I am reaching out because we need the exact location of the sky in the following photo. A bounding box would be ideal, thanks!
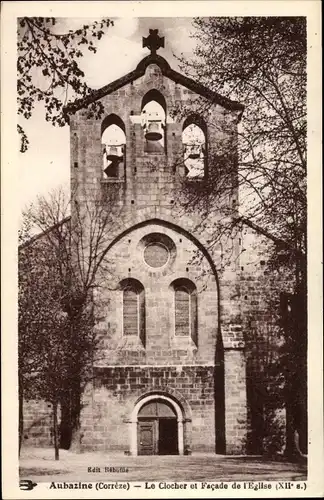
[18,17,197,210]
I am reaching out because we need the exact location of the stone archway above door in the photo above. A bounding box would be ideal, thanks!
[130,394,184,456]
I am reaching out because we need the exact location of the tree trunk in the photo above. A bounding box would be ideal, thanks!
[68,308,85,452]
[60,392,72,450]
[69,378,82,452]
[284,389,296,458]
[284,287,307,459]
[19,378,23,456]
[53,400,59,460]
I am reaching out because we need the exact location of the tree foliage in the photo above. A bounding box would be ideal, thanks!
[19,220,72,458]
[177,17,307,457]
[17,17,113,152]
[179,17,306,260]
[18,186,121,456]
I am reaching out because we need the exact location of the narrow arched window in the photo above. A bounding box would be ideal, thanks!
[123,286,138,336]
[182,116,207,179]
[101,114,126,179]
[175,286,190,336]
[141,89,166,153]
[120,278,145,346]
[172,278,198,344]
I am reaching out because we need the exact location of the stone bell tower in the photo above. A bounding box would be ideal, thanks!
[67,29,247,455]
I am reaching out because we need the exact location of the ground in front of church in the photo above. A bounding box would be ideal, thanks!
[19,447,307,483]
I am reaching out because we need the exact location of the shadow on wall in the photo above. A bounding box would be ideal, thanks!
[23,414,53,445]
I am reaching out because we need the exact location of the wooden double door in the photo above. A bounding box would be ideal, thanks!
[137,400,178,456]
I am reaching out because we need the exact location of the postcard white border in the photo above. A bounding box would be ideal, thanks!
[1,1,322,498]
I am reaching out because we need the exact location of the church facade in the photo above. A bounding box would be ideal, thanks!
[22,31,292,456]
[70,31,247,455]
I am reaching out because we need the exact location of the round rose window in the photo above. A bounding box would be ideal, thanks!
[144,242,170,268]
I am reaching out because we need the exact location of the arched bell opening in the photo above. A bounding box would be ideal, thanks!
[101,114,126,179]
[182,116,207,179]
[130,394,185,456]
[141,89,166,154]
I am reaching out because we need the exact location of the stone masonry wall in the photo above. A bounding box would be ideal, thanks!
[239,226,295,454]
[80,366,216,453]
[22,400,57,447]
[93,222,219,366]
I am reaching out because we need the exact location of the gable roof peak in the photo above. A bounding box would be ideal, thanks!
[64,40,244,117]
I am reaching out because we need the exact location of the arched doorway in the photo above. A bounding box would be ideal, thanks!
[138,400,177,455]
[130,394,184,456]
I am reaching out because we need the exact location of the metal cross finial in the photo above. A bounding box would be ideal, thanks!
[142,29,165,55]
